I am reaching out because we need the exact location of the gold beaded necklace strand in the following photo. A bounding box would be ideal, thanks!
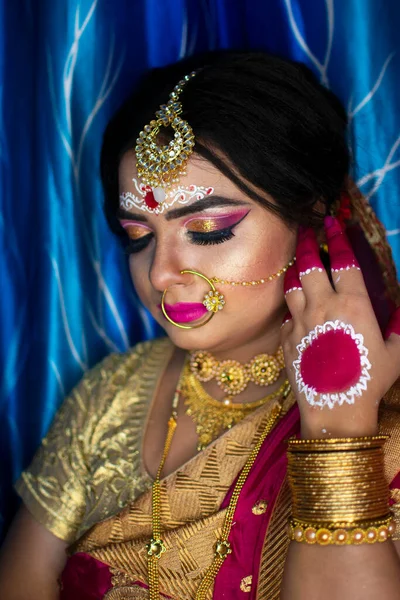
[146,382,289,599]
[146,390,179,596]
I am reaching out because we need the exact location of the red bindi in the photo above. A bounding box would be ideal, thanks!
[144,190,159,209]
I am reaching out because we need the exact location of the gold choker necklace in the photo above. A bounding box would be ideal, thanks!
[181,362,290,450]
[189,347,285,400]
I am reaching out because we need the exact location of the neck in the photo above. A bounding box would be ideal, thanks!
[207,308,286,364]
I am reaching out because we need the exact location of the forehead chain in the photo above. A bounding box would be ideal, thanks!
[135,71,197,193]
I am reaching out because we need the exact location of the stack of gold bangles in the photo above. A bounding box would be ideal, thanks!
[287,436,396,545]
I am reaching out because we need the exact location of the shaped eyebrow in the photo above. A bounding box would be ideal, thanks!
[164,196,249,220]
[116,196,249,222]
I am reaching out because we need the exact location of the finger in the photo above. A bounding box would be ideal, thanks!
[283,263,305,315]
[324,216,365,294]
[296,226,331,295]
[284,263,303,295]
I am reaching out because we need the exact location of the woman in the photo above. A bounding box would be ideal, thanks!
[0,51,399,600]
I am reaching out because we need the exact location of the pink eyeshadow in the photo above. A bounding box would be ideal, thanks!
[120,220,152,233]
[184,209,250,232]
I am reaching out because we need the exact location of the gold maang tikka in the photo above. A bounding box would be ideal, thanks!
[135,71,197,205]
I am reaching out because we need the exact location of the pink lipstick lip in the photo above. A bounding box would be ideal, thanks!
[157,302,208,324]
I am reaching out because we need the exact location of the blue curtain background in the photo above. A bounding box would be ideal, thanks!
[1,0,399,538]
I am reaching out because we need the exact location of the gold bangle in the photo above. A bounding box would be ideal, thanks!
[293,510,391,523]
[291,486,388,496]
[291,514,394,529]
[290,457,386,468]
[287,436,389,451]
[287,436,390,524]
[288,515,396,546]
[289,460,384,471]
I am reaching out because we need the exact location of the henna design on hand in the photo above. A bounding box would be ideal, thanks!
[293,320,371,409]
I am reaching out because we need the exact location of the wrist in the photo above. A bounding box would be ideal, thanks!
[299,404,379,439]
[301,421,379,439]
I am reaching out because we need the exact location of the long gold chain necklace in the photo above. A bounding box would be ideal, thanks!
[146,369,290,600]
[182,363,290,450]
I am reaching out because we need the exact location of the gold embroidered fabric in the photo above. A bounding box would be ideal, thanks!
[240,575,253,592]
[257,478,292,599]
[15,338,174,543]
[104,587,150,599]
[73,394,295,600]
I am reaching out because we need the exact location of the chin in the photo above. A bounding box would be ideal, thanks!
[159,320,236,353]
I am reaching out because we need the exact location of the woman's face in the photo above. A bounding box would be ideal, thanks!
[118,150,297,353]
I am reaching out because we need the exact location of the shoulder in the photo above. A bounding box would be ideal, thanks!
[15,337,173,543]
[39,335,173,454]
[70,336,173,414]
[82,336,172,388]
[38,337,174,450]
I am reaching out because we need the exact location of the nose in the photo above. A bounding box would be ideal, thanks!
[149,240,187,293]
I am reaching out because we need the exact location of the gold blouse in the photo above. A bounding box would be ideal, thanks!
[16,338,174,543]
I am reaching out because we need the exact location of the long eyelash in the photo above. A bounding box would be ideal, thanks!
[122,224,238,254]
[123,233,153,255]
[188,227,235,246]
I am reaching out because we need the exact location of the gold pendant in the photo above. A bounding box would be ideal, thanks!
[146,538,166,558]
[181,364,289,450]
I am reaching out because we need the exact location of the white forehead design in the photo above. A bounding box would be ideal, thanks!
[119,178,215,215]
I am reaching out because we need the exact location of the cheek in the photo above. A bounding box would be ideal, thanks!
[128,256,150,303]
[218,278,286,323]
[210,227,295,283]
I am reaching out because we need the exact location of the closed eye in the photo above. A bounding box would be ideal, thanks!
[123,232,154,254]
[187,227,235,245]
[186,211,249,246]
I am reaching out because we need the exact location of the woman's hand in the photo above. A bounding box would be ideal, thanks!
[281,216,400,439]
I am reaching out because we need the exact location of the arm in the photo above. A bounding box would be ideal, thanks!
[0,505,68,600]
[280,218,400,599]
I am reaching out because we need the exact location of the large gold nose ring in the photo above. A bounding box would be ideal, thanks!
[161,269,225,330]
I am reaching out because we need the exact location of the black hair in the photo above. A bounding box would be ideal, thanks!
[101,50,350,234]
